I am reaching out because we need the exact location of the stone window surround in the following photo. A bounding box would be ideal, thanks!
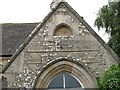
[34,59,97,88]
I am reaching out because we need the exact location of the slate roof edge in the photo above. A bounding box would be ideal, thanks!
[1,22,39,56]
[2,2,64,73]
[2,1,120,73]
[1,22,40,25]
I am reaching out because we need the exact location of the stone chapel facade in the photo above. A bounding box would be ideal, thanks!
[1,0,119,89]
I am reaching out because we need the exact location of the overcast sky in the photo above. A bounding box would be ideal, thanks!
[0,0,109,42]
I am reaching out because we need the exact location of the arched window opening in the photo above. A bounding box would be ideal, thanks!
[54,25,72,36]
[47,72,82,89]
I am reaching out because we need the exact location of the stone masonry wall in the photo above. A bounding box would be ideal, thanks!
[3,3,118,88]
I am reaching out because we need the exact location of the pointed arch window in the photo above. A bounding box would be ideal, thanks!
[47,72,82,89]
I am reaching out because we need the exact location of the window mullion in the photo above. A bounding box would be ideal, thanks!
[63,73,65,88]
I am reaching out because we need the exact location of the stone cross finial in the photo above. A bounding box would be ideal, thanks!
[50,0,65,9]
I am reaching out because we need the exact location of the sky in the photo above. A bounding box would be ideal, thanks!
[0,0,109,42]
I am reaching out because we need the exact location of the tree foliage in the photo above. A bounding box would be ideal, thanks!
[97,65,120,90]
[95,1,120,57]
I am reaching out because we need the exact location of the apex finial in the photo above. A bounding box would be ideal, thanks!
[50,0,65,9]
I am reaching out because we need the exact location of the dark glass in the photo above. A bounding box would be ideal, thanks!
[65,73,81,88]
[48,72,81,89]
[48,73,63,89]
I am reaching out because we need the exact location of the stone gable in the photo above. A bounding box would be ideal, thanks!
[2,2,119,89]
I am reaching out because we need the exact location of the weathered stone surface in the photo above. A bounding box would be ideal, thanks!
[2,2,119,89]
